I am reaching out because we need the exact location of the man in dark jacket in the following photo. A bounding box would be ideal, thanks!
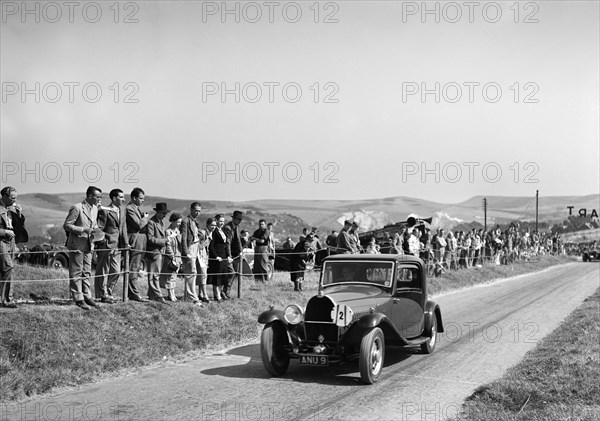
[290,232,316,291]
[222,210,243,299]
[125,187,149,302]
[0,186,27,309]
[95,188,128,303]
[145,203,169,302]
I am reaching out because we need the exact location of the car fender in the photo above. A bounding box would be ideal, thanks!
[257,309,286,325]
[424,301,444,333]
[357,312,387,329]
[354,313,404,342]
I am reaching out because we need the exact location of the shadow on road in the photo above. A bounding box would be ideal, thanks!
[202,344,414,386]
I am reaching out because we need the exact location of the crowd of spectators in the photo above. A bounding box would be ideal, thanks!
[315,221,567,277]
[0,183,575,310]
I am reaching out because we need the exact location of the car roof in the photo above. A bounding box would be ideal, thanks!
[322,254,424,265]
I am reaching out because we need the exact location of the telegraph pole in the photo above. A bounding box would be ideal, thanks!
[535,190,539,233]
[482,197,488,231]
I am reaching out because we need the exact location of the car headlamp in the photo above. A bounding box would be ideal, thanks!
[284,304,304,325]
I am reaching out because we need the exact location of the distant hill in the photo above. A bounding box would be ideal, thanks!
[16,192,599,243]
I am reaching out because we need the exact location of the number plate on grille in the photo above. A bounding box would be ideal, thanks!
[299,355,329,366]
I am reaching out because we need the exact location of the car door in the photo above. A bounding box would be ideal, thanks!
[390,264,425,338]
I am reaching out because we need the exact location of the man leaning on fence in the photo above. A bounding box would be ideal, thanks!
[64,186,102,310]
[94,188,128,304]
[0,186,28,309]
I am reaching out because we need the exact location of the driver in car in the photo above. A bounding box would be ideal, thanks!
[338,266,357,282]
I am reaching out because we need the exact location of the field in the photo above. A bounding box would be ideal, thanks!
[0,255,576,402]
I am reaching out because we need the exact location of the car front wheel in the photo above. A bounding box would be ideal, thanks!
[421,313,438,354]
[359,327,384,384]
[260,322,290,377]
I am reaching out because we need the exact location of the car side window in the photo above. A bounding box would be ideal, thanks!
[395,267,420,291]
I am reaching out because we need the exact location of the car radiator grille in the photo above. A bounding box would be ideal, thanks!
[304,295,338,345]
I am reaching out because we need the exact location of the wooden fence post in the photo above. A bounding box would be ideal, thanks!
[237,257,242,299]
[123,248,129,302]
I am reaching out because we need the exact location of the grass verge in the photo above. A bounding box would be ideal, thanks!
[454,287,599,421]
[0,255,577,402]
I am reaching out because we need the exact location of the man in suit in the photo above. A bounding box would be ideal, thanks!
[222,210,243,299]
[0,186,27,309]
[64,186,102,310]
[94,188,128,303]
[125,187,149,302]
[180,202,204,305]
[146,203,169,303]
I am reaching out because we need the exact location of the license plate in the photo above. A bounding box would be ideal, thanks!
[299,355,329,366]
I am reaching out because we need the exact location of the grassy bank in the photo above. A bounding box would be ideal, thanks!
[428,255,576,296]
[455,288,600,421]
[0,255,576,402]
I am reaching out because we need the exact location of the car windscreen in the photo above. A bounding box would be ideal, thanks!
[321,260,395,288]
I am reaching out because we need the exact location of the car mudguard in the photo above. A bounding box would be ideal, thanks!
[257,309,286,325]
[424,301,444,333]
[354,313,405,343]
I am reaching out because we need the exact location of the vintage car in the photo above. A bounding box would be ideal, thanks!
[581,247,600,262]
[257,254,444,384]
[16,243,70,269]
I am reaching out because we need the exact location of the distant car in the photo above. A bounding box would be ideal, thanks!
[17,243,70,269]
[582,248,600,262]
[241,248,274,281]
[273,247,331,271]
[257,254,444,384]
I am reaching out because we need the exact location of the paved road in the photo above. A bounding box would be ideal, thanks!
[3,262,598,421]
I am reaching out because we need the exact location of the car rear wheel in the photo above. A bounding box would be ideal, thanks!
[50,254,68,270]
[421,313,438,354]
[260,322,290,376]
[359,327,384,384]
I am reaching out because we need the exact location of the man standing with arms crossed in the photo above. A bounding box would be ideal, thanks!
[64,186,102,310]
[0,186,27,309]
[95,189,128,303]
[126,187,149,302]
[222,210,243,300]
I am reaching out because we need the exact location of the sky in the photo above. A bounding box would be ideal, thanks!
[1,0,599,203]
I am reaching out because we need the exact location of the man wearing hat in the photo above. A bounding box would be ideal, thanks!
[350,221,362,254]
[222,210,243,299]
[290,231,316,291]
[336,220,355,254]
[64,186,102,310]
[145,203,170,303]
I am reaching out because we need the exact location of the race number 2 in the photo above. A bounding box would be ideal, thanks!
[330,304,353,327]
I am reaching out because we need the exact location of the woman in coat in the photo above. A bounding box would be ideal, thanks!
[208,214,232,302]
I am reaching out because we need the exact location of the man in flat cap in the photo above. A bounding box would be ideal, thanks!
[350,221,363,254]
[336,220,355,254]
